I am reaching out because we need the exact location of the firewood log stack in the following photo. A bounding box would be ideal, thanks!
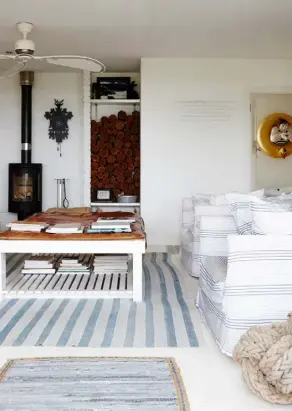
[91,110,140,199]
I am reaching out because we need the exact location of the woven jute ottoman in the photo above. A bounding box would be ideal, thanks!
[233,313,292,404]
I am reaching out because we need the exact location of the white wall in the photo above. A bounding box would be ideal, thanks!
[0,75,20,224]
[141,58,292,246]
[0,72,83,223]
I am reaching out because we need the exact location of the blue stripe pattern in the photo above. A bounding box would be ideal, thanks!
[0,299,36,344]
[13,299,54,346]
[124,302,137,347]
[78,299,104,346]
[0,253,199,348]
[0,299,18,321]
[36,299,70,346]
[143,261,154,346]
[57,300,87,346]
[151,254,177,346]
[101,299,120,347]
[162,253,199,346]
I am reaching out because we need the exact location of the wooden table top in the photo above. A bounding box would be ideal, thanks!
[0,211,145,241]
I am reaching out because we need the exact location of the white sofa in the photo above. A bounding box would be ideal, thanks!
[197,214,292,356]
[181,196,292,356]
[181,197,231,277]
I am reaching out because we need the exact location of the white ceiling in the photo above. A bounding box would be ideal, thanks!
[0,0,292,72]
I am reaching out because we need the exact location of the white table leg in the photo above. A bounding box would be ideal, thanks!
[132,253,143,302]
[0,253,6,300]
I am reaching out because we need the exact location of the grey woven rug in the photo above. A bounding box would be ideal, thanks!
[0,357,190,410]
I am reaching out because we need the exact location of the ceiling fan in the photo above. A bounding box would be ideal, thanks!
[0,22,106,78]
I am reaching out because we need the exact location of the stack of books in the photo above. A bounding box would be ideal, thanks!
[88,217,135,234]
[56,254,93,274]
[46,223,84,234]
[22,254,56,274]
[7,222,49,232]
[93,254,129,274]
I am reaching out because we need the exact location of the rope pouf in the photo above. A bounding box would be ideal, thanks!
[233,313,292,404]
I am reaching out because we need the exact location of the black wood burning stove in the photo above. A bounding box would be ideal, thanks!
[8,71,42,221]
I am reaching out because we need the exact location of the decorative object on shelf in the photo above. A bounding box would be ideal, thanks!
[45,99,73,157]
[127,81,139,99]
[257,113,292,159]
[91,110,140,201]
[94,188,115,202]
[233,312,292,405]
[117,194,137,203]
[91,77,139,100]
[94,77,130,99]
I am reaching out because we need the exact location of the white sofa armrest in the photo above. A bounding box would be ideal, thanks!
[224,235,292,320]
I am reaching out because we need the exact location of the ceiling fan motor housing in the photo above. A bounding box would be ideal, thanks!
[15,38,35,55]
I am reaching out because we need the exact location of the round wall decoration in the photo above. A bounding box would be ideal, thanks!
[257,112,292,158]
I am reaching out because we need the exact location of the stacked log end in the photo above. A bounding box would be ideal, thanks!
[91,110,140,199]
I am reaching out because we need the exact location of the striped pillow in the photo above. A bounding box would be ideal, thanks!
[251,201,292,234]
[182,197,195,229]
[192,194,212,208]
[226,193,265,234]
[226,193,292,235]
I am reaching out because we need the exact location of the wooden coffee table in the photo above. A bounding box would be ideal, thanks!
[0,211,146,302]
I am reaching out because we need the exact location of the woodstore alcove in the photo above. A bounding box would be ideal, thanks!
[90,72,140,207]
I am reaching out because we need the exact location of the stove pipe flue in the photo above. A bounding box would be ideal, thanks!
[20,71,34,164]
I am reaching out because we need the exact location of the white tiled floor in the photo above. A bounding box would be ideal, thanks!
[0,255,283,410]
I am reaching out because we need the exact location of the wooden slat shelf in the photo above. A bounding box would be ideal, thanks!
[90,99,140,105]
[4,254,133,299]
[91,202,140,207]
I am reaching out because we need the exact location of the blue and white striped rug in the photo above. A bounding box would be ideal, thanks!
[0,253,199,347]
[0,357,190,410]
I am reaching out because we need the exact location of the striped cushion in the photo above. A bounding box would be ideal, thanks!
[192,194,212,207]
[181,198,231,278]
[193,206,231,277]
[226,193,292,235]
[181,198,198,277]
[182,197,195,230]
[251,201,292,234]
[200,215,237,257]
[181,227,199,277]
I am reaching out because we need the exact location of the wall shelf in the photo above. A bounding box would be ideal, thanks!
[84,71,141,207]
[91,202,140,207]
[90,99,140,105]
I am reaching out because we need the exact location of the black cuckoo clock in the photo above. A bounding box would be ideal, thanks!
[44,99,73,156]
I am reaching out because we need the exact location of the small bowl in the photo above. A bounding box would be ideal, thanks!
[117,195,137,203]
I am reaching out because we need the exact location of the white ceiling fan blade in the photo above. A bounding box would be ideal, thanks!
[0,61,27,79]
[0,54,16,60]
[36,55,105,72]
